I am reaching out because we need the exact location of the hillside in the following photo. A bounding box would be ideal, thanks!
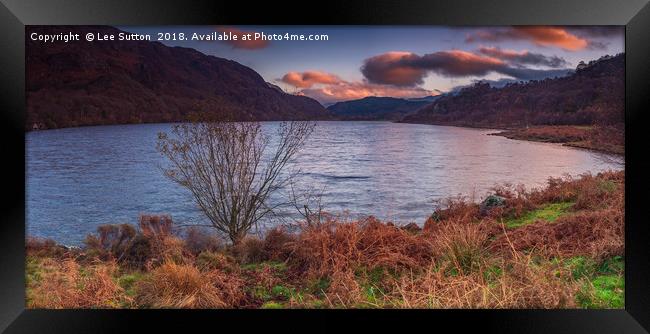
[401,54,624,129]
[327,96,438,121]
[26,26,331,130]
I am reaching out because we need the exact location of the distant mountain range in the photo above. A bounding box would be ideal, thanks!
[327,96,439,121]
[26,26,331,130]
[401,54,624,128]
[26,26,624,132]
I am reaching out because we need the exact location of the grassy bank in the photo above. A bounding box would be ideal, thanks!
[490,125,624,155]
[26,171,624,309]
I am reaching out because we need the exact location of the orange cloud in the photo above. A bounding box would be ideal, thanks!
[217,27,269,50]
[466,27,589,51]
[278,69,437,104]
[514,27,588,51]
[280,71,342,88]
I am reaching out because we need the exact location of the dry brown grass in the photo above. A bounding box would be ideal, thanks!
[27,258,128,309]
[391,252,578,309]
[430,221,492,275]
[135,262,246,308]
[262,227,296,261]
[492,208,623,261]
[492,171,624,260]
[289,217,434,279]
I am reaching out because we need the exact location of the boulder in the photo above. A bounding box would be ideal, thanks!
[479,195,506,216]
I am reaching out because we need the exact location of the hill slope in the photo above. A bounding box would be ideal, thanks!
[327,96,438,121]
[401,54,624,128]
[27,26,331,130]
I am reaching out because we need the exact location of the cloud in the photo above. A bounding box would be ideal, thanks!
[280,71,342,88]
[567,26,624,38]
[217,27,269,50]
[359,52,429,86]
[466,27,589,51]
[496,67,572,81]
[362,50,506,86]
[300,82,435,104]
[360,50,569,86]
[278,69,436,104]
[477,47,569,68]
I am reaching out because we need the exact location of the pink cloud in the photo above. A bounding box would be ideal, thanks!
[278,69,437,104]
[466,27,589,51]
[280,71,342,88]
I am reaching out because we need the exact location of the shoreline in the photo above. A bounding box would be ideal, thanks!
[487,126,624,156]
[26,171,625,309]
[400,121,624,156]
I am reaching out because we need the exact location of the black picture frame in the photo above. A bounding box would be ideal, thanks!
[1,0,649,332]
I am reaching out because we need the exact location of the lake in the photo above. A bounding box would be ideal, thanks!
[26,122,623,245]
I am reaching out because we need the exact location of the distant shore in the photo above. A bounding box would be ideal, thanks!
[398,120,624,156]
[487,125,624,156]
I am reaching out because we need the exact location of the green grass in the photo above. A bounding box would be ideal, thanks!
[117,272,146,298]
[261,301,285,309]
[241,261,287,272]
[307,277,331,297]
[271,285,293,300]
[577,275,624,308]
[505,202,574,228]
[26,256,43,286]
[564,256,625,309]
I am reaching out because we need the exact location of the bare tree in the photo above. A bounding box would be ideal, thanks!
[157,120,315,244]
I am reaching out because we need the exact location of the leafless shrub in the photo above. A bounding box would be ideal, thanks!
[157,120,315,244]
[84,224,136,260]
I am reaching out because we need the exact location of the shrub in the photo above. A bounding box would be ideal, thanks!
[26,237,69,258]
[233,237,265,264]
[184,226,223,255]
[195,251,237,273]
[116,234,152,269]
[84,224,136,260]
[139,214,173,238]
[262,227,295,261]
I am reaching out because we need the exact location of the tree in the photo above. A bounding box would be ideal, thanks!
[157,119,315,244]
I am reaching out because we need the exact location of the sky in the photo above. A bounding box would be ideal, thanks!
[121,26,624,104]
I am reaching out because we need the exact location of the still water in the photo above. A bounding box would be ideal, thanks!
[26,122,622,245]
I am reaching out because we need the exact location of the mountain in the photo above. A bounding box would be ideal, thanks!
[327,96,439,121]
[26,26,331,130]
[401,54,624,128]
